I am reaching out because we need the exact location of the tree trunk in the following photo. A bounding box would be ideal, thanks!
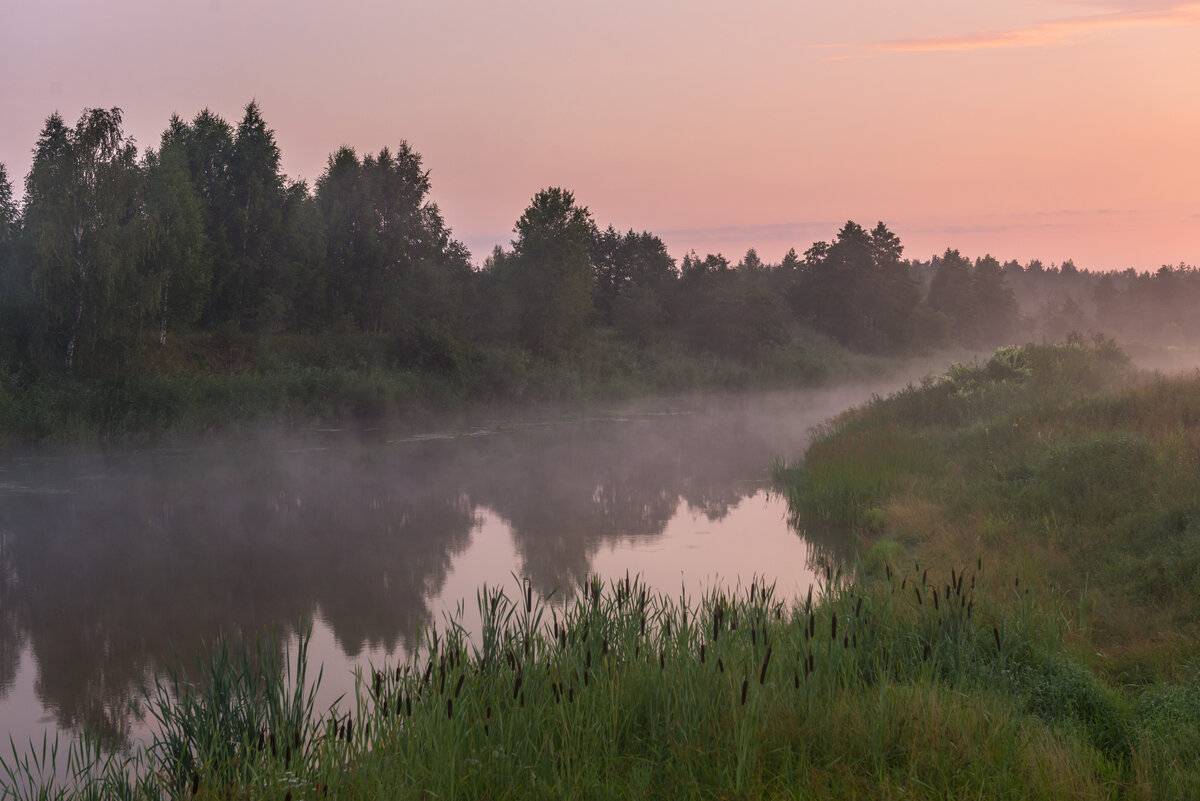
[160,278,170,347]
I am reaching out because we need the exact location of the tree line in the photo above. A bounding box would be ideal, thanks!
[0,103,1194,381]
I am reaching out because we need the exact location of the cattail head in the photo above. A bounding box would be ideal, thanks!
[741,677,749,706]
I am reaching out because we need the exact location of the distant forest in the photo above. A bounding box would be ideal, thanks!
[0,103,1197,380]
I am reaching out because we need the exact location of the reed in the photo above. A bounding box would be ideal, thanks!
[4,565,1189,799]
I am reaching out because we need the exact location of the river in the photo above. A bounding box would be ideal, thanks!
[0,381,905,750]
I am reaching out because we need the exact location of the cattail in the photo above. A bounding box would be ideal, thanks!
[406,694,412,717]
[760,646,773,684]
[741,677,749,706]
[967,600,973,619]
[718,658,725,673]
[885,564,892,580]
[513,672,523,700]
[922,569,927,586]
[993,625,1001,651]
[1015,575,1020,588]
[751,628,757,646]
[901,577,907,590]
[751,582,757,603]
[852,633,857,649]
[933,589,939,611]
[455,674,465,698]
[660,650,665,671]
[855,597,863,619]
[665,617,672,638]
[191,770,200,796]
[831,613,838,640]
[602,637,609,657]
[700,643,706,663]
[586,649,592,670]
[922,642,931,662]
[373,671,383,698]
[552,682,561,703]
[915,586,923,606]
[794,671,800,688]
[843,634,849,649]
[951,569,957,591]
[808,652,814,673]
[569,686,575,703]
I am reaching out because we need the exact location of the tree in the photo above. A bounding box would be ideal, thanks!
[224,100,287,330]
[314,142,470,343]
[792,221,918,351]
[141,137,211,346]
[0,164,15,247]
[971,255,1019,345]
[507,188,597,356]
[171,109,236,330]
[925,249,976,344]
[24,108,141,372]
[0,162,32,365]
[591,226,676,324]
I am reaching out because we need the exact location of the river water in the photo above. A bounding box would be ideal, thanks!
[0,382,900,750]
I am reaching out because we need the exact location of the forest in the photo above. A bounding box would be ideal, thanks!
[0,103,1197,422]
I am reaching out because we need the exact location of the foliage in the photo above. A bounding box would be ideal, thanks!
[6,570,1184,799]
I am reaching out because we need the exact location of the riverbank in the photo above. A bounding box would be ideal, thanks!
[0,329,898,447]
[775,336,1200,797]
[0,570,1149,801]
[7,339,1200,799]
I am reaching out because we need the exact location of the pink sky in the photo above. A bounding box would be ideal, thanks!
[1,0,1197,270]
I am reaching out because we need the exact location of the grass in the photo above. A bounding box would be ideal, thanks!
[771,336,1200,796]
[7,563,1196,799]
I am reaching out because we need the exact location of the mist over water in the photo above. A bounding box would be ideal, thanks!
[0,379,920,748]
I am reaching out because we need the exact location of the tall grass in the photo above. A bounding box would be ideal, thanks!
[6,565,1183,799]
[771,337,1200,796]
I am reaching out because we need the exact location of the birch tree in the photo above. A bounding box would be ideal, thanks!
[24,108,140,372]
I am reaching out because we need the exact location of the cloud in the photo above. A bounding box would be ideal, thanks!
[845,2,1200,57]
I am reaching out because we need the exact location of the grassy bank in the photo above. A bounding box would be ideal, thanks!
[0,329,887,446]
[4,568,1175,800]
[774,336,1200,795]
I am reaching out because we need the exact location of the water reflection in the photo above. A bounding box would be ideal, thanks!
[0,388,869,745]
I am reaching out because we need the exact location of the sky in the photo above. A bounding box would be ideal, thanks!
[1,0,1197,270]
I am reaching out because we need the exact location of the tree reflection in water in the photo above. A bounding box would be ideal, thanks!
[0,387,873,744]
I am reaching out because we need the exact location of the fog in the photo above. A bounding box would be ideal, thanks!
[0,371,948,747]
